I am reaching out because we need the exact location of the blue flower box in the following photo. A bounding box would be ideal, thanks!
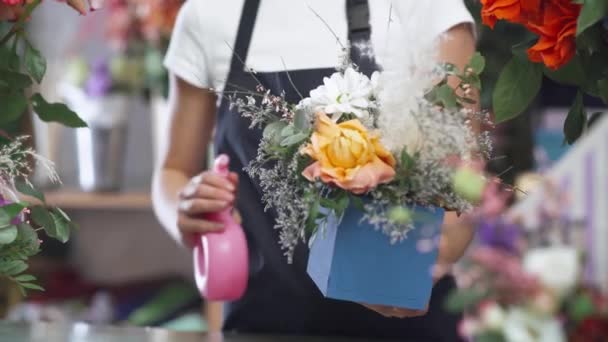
[307,204,445,310]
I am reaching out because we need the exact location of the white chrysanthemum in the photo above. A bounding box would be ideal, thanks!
[299,67,375,122]
[523,246,580,296]
[502,308,565,342]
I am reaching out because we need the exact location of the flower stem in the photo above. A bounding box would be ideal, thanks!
[0,0,42,47]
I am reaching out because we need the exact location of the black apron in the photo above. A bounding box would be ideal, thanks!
[213,1,463,340]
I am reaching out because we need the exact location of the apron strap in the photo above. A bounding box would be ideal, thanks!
[346,0,376,71]
[229,0,262,74]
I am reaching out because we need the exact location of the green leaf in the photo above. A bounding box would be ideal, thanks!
[293,109,311,132]
[567,293,596,322]
[0,43,20,71]
[436,84,459,109]
[20,282,44,291]
[23,39,46,83]
[0,92,28,125]
[543,55,586,86]
[14,274,36,282]
[467,52,486,75]
[0,225,18,244]
[350,195,365,211]
[0,260,28,276]
[0,69,32,89]
[49,209,71,243]
[16,223,41,257]
[476,331,506,342]
[492,57,542,123]
[0,203,26,222]
[576,0,608,36]
[598,79,608,104]
[30,206,56,238]
[444,288,487,313]
[280,125,295,137]
[16,181,45,203]
[400,149,415,171]
[511,37,537,61]
[564,92,587,144]
[30,93,87,128]
[263,121,288,145]
[280,132,308,147]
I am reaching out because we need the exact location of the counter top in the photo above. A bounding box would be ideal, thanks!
[0,321,391,342]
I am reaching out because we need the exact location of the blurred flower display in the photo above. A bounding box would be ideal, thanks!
[103,0,182,97]
[447,179,608,341]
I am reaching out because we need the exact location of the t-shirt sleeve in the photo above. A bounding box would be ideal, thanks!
[428,0,475,39]
[163,0,211,89]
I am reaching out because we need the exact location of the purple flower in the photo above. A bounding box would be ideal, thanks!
[85,59,112,97]
[477,219,521,254]
[0,193,24,225]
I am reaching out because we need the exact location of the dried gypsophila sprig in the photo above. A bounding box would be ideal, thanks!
[0,135,60,201]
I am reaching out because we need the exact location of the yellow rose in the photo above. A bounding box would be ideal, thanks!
[302,112,396,194]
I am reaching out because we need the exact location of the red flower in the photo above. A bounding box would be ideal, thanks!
[570,316,608,342]
[480,0,541,28]
[526,0,581,70]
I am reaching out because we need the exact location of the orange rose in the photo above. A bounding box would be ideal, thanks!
[480,0,541,28]
[301,112,396,194]
[526,0,581,70]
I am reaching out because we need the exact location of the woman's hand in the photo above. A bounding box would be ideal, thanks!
[177,170,239,247]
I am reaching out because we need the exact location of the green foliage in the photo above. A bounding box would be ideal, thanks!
[31,93,87,128]
[16,181,46,203]
[567,292,596,322]
[445,287,488,313]
[23,39,46,83]
[492,57,542,123]
[476,331,506,342]
[0,92,28,125]
[576,0,608,36]
[564,92,587,145]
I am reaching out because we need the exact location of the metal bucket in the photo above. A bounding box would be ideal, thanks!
[68,94,131,192]
[75,123,128,192]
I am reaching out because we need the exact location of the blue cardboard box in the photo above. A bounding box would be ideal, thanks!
[307,204,445,310]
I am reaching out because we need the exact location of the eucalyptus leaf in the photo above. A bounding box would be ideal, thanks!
[444,288,487,313]
[493,57,542,123]
[24,39,46,83]
[0,225,18,244]
[564,92,587,144]
[16,181,45,203]
[0,92,28,125]
[476,331,505,342]
[31,93,87,128]
[280,125,295,137]
[293,109,311,132]
[263,121,287,141]
[0,44,20,71]
[350,196,365,211]
[576,0,608,36]
[280,132,308,147]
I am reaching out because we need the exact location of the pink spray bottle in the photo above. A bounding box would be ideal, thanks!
[193,154,249,300]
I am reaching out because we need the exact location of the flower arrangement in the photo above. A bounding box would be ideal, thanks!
[104,0,183,97]
[229,32,493,262]
[0,0,89,295]
[479,0,608,144]
[447,180,608,341]
[63,55,146,98]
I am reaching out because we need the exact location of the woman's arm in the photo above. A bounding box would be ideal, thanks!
[152,74,237,247]
[436,22,478,269]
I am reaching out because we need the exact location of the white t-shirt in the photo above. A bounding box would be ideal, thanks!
[164,0,474,92]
